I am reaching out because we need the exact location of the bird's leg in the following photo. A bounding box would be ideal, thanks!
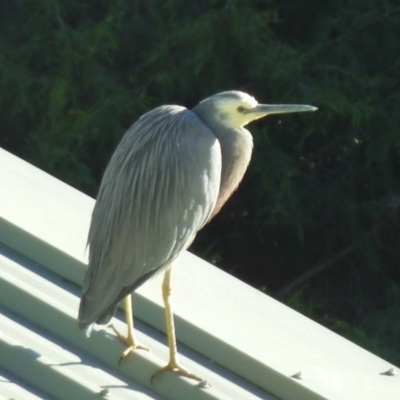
[151,267,205,384]
[108,294,149,362]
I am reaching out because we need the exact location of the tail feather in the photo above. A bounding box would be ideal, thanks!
[78,295,119,330]
[78,264,165,332]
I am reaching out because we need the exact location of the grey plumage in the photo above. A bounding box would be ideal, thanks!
[79,106,221,329]
[78,90,317,334]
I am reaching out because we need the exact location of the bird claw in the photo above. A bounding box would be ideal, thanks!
[118,343,150,364]
[151,360,210,387]
[108,323,150,363]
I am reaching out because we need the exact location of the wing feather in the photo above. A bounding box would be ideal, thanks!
[79,106,221,327]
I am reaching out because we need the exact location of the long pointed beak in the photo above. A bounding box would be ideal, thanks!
[246,104,318,116]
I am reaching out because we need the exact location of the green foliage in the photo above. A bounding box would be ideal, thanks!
[1,0,400,364]
[359,284,400,366]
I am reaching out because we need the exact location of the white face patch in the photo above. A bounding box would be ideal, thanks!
[243,95,258,109]
[215,93,260,128]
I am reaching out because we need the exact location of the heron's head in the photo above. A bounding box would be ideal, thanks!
[195,91,317,129]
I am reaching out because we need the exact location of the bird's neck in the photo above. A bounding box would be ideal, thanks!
[192,104,253,216]
[212,127,253,216]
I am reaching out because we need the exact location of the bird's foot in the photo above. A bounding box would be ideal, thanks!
[108,324,150,363]
[151,360,210,387]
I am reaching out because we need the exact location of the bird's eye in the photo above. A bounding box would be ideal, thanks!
[237,106,246,113]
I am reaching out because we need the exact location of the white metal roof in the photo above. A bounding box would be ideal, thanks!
[0,146,399,400]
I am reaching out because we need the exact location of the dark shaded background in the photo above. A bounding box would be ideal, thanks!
[1,0,400,365]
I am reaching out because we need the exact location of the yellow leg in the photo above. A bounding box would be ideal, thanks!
[151,267,207,385]
[108,294,149,362]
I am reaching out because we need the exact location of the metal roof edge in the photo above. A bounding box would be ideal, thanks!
[0,147,399,400]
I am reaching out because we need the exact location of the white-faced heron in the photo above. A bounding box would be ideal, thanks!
[78,91,317,383]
